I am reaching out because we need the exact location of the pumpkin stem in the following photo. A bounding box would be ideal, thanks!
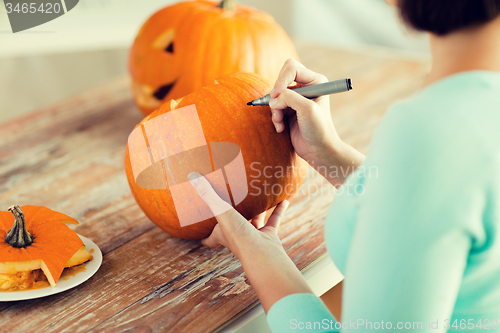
[5,205,34,248]
[217,0,234,10]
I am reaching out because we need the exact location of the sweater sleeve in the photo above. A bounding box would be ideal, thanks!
[267,293,339,333]
[338,104,487,332]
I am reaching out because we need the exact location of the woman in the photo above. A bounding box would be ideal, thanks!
[188,0,500,331]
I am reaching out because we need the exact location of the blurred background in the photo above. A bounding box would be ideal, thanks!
[0,0,430,124]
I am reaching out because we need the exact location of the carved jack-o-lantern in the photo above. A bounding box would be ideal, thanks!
[129,0,299,115]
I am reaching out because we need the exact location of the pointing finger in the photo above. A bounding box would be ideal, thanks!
[188,172,232,217]
[189,172,255,236]
[264,200,289,232]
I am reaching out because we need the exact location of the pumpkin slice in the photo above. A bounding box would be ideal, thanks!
[0,205,91,288]
[65,246,92,267]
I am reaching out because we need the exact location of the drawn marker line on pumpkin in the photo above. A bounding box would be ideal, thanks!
[127,104,248,227]
[161,140,176,185]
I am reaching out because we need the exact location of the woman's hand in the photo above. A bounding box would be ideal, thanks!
[187,171,288,258]
[270,59,337,163]
[270,59,365,186]
[188,171,314,313]
[201,203,286,254]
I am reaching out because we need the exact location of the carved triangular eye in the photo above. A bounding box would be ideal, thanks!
[165,42,174,53]
[152,28,175,51]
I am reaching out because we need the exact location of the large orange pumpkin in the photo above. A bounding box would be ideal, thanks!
[129,0,299,116]
[125,72,307,239]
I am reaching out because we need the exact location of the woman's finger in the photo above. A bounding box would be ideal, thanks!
[201,235,217,248]
[271,108,285,133]
[271,59,328,98]
[201,231,223,249]
[264,200,290,232]
[270,89,315,113]
[189,172,254,235]
[188,171,233,216]
[271,109,285,123]
[269,90,317,134]
[251,211,266,229]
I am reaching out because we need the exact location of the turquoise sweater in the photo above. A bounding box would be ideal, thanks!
[267,71,500,332]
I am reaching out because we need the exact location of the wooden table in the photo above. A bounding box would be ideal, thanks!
[0,42,430,332]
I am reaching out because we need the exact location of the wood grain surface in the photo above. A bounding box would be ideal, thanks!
[0,42,430,332]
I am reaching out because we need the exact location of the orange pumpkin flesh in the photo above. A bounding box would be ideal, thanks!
[129,0,299,116]
[0,205,92,289]
[125,72,307,240]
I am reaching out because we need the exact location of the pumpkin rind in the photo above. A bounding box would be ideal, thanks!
[125,72,307,239]
[129,0,299,115]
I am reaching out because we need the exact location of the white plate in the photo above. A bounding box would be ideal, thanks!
[0,234,102,302]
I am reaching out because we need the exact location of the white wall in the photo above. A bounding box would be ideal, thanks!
[291,0,429,54]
